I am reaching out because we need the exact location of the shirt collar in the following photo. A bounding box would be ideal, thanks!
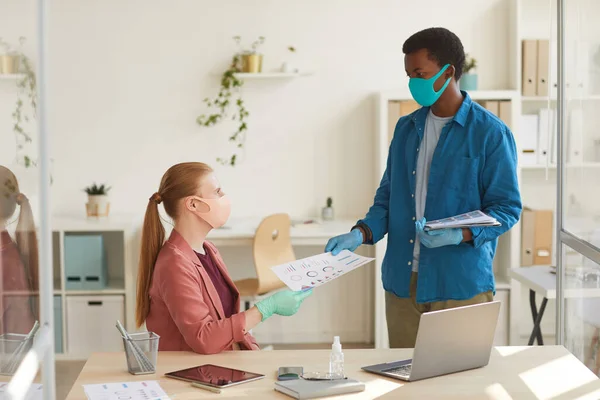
[411,90,471,128]
[452,90,471,127]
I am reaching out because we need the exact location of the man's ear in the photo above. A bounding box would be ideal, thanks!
[446,65,455,80]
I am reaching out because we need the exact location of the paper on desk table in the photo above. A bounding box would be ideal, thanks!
[0,383,43,400]
[271,250,375,291]
[83,381,169,400]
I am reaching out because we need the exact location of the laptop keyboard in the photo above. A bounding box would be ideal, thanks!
[383,363,412,378]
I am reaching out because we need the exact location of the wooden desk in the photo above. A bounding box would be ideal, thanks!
[66,347,600,399]
[207,219,357,247]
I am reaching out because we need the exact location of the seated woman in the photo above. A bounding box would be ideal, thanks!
[136,162,312,354]
[0,165,39,335]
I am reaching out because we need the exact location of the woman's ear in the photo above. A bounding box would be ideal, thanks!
[183,197,196,213]
[187,197,210,213]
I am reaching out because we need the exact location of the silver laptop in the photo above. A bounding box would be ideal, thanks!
[362,301,501,382]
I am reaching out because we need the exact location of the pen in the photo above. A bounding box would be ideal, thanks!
[191,382,222,394]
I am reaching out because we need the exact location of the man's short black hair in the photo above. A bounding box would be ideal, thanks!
[402,27,466,81]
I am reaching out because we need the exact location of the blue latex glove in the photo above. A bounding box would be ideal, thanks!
[324,229,363,256]
[415,218,463,248]
[255,289,313,321]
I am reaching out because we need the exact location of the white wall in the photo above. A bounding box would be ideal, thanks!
[0,0,512,221]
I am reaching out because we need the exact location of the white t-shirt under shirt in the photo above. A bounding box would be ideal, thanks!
[412,110,454,272]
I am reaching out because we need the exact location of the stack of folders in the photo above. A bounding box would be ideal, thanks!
[423,210,500,231]
[518,108,583,167]
[274,378,365,399]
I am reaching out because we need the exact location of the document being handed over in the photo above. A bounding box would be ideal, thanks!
[271,250,375,291]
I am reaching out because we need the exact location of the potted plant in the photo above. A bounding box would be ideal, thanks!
[84,183,111,218]
[197,36,260,167]
[322,197,335,221]
[0,38,20,75]
[235,36,265,73]
[459,54,478,91]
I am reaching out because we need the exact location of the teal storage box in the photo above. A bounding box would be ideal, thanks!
[64,234,107,290]
[54,296,63,353]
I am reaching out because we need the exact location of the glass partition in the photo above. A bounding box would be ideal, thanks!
[559,0,600,377]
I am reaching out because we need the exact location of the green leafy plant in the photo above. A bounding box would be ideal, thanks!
[463,53,477,74]
[83,183,111,196]
[326,197,333,208]
[197,36,268,166]
[3,37,37,168]
[234,35,265,55]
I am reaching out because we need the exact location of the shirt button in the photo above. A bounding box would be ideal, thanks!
[410,239,414,243]
[408,261,412,266]
[412,217,416,221]
[411,194,414,198]
[417,148,419,151]
[412,170,416,175]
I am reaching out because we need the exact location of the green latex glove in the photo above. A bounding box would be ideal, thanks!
[255,289,313,321]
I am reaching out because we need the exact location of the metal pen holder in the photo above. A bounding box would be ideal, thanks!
[122,331,160,375]
[0,333,34,376]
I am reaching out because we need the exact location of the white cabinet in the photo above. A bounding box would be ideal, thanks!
[66,295,125,356]
[494,289,510,346]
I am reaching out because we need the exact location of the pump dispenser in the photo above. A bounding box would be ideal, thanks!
[329,336,344,378]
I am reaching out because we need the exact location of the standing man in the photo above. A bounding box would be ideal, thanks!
[325,27,522,348]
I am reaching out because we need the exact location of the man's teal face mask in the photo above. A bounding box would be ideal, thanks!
[408,64,451,107]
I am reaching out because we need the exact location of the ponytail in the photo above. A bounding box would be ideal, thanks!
[15,194,39,319]
[135,195,165,327]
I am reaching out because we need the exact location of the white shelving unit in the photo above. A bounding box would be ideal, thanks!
[0,74,24,80]
[50,216,140,360]
[522,162,600,170]
[511,0,600,346]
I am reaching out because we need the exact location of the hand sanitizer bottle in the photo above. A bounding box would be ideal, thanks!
[329,336,344,378]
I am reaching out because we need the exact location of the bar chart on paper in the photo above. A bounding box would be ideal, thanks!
[271,250,375,291]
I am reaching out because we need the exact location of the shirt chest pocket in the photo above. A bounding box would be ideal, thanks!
[445,156,480,195]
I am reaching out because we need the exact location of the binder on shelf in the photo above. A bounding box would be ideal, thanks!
[521,208,553,266]
[536,39,550,97]
[568,108,584,164]
[481,100,499,116]
[576,41,590,95]
[518,114,539,166]
[549,109,558,164]
[522,40,538,96]
[498,101,512,129]
[549,40,558,98]
[399,100,419,117]
[537,108,552,165]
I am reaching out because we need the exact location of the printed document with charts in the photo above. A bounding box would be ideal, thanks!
[424,210,500,231]
[271,250,374,291]
[83,381,169,400]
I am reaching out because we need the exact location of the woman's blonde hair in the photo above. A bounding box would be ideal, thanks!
[135,162,213,327]
[0,166,39,318]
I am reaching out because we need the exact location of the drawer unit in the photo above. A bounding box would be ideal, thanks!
[66,295,124,355]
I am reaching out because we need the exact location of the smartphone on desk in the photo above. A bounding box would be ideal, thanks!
[277,366,303,381]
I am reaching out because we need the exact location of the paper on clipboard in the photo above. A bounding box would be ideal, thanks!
[271,250,374,291]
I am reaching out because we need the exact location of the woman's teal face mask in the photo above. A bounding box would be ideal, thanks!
[408,64,451,107]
